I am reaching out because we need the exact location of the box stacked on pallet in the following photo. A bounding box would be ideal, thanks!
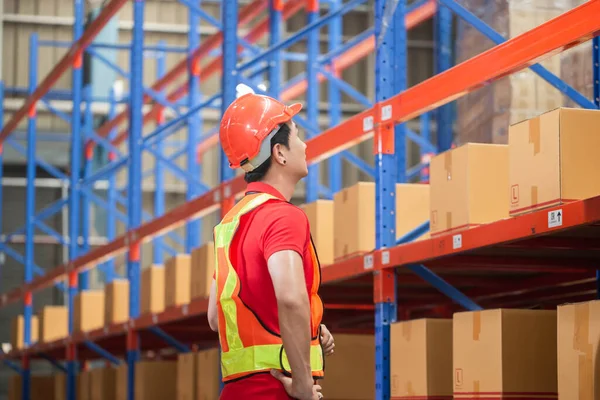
[390,319,453,400]
[557,300,600,400]
[455,0,571,145]
[301,200,334,266]
[10,314,39,349]
[74,291,105,333]
[166,254,192,308]
[142,265,166,315]
[453,309,558,400]
[8,375,55,400]
[136,361,177,399]
[560,0,595,108]
[90,366,118,400]
[37,306,68,344]
[104,279,130,325]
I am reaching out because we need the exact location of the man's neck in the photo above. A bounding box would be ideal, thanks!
[261,175,296,202]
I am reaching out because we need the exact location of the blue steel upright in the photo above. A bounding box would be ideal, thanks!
[187,1,202,252]
[106,87,117,283]
[268,0,282,97]
[328,0,342,195]
[68,3,85,397]
[435,3,453,151]
[80,86,94,291]
[127,2,145,399]
[154,44,166,265]
[305,0,320,203]
[220,0,238,184]
[23,32,39,400]
[374,0,404,397]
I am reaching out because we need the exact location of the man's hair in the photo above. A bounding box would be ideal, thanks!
[244,123,292,183]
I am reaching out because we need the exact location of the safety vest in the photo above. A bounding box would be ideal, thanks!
[214,192,325,382]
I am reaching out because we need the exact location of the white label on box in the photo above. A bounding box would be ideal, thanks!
[363,116,374,132]
[381,251,390,265]
[452,234,463,250]
[381,105,392,121]
[548,209,563,228]
[363,254,374,270]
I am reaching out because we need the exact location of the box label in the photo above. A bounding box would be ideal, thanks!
[452,234,463,250]
[548,209,563,228]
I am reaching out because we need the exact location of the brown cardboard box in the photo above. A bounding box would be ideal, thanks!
[115,364,128,400]
[390,319,452,399]
[9,375,55,400]
[191,243,215,300]
[74,290,105,333]
[320,334,375,400]
[54,372,83,400]
[177,351,198,400]
[90,367,117,400]
[38,306,68,343]
[196,348,220,400]
[11,314,39,349]
[166,254,192,308]
[430,143,509,236]
[105,279,129,325]
[508,108,600,216]
[142,265,165,315]
[334,183,430,261]
[453,309,557,399]
[301,200,334,266]
[79,370,92,400]
[557,300,600,400]
[135,361,177,400]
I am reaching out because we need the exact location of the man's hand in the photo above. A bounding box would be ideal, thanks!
[320,324,335,356]
[271,370,323,400]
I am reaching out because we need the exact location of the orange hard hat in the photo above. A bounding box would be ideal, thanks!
[219,93,302,171]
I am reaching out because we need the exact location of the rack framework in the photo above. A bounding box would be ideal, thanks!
[0,0,599,399]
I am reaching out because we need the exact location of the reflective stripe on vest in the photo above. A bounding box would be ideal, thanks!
[214,192,325,382]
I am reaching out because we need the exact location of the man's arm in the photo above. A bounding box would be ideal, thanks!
[207,279,218,332]
[268,250,314,397]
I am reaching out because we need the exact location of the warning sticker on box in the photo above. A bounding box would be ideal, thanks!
[548,209,563,228]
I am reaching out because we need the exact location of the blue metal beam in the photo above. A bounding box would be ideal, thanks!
[396,221,429,244]
[6,138,69,181]
[220,0,238,184]
[439,0,596,110]
[39,353,68,373]
[84,341,122,365]
[148,327,191,353]
[407,264,483,311]
[306,1,320,203]
[327,0,343,195]
[237,0,368,73]
[318,67,373,108]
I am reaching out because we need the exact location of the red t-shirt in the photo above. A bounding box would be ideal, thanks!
[219,182,315,400]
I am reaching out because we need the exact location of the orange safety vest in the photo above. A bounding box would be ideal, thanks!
[214,192,325,382]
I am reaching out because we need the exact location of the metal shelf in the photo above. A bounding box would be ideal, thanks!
[0,0,599,399]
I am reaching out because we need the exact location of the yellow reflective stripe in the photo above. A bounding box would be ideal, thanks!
[221,344,323,378]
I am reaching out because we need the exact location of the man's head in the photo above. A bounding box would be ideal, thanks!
[219,93,308,184]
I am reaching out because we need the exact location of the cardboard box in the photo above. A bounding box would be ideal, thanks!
[430,143,509,236]
[74,290,105,333]
[453,309,557,399]
[38,306,68,343]
[8,375,55,400]
[196,348,220,400]
[177,351,197,400]
[54,372,82,400]
[166,254,192,307]
[301,200,334,266]
[191,243,215,300]
[333,183,430,261]
[115,364,128,400]
[558,300,600,400]
[135,361,177,400]
[79,370,92,400]
[508,108,600,216]
[90,367,117,400]
[11,314,39,349]
[105,279,129,325]
[142,265,165,315]
[320,334,375,400]
[391,319,452,399]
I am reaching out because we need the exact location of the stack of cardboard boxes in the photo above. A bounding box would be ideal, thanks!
[455,0,570,145]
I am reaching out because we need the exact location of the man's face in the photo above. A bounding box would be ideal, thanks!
[283,121,308,179]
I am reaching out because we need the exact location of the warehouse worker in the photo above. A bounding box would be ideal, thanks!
[207,91,335,400]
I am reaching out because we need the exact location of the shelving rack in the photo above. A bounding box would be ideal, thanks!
[0,0,599,399]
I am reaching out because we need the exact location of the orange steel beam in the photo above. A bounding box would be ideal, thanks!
[92,0,269,142]
[0,0,129,144]
[1,1,599,307]
[196,0,437,156]
[105,0,306,147]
